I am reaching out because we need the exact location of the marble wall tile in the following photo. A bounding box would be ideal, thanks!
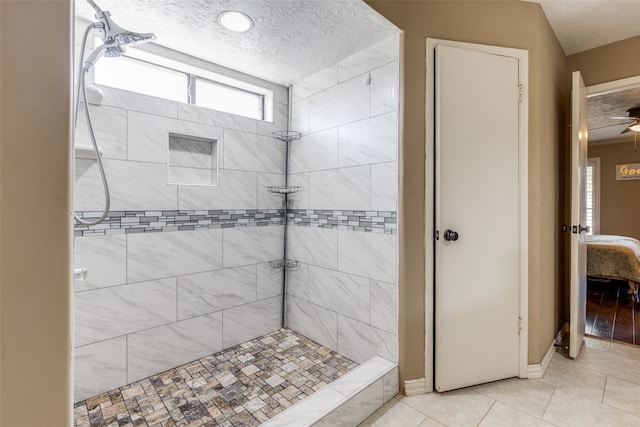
[167,166,213,186]
[75,105,127,160]
[370,280,397,334]
[128,111,223,164]
[286,173,310,209]
[257,101,289,137]
[128,312,223,383]
[371,162,398,212]
[383,367,399,402]
[309,166,370,211]
[177,103,258,133]
[168,136,214,168]
[308,77,369,133]
[223,226,283,268]
[222,297,281,348]
[73,234,126,292]
[338,230,396,283]
[337,315,396,364]
[370,62,399,116]
[314,379,384,427]
[291,98,309,135]
[286,262,309,300]
[287,296,338,351]
[74,337,127,402]
[100,86,178,118]
[178,169,257,210]
[292,65,338,102]
[338,112,397,167]
[257,262,283,300]
[289,128,338,174]
[223,129,285,174]
[337,35,400,83]
[75,159,178,211]
[177,265,257,320]
[127,228,223,282]
[74,278,177,346]
[308,266,370,323]
[258,173,286,210]
[330,356,395,396]
[287,226,338,270]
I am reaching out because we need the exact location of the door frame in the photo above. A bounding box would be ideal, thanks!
[424,38,529,390]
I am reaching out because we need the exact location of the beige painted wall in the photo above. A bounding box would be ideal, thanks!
[588,142,640,240]
[366,0,567,385]
[0,1,72,426]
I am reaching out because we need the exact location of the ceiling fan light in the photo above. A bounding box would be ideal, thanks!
[629,122,640,132]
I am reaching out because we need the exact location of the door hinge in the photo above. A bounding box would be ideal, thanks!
[518,85,524,102]
[518,316,523,336]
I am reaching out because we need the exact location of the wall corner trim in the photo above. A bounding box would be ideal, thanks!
[403,378,428,396]
[526,339,556,379]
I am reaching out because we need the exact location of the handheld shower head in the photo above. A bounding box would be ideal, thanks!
[82,0,156,71]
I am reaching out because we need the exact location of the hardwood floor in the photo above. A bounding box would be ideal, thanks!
[587,278,640,345]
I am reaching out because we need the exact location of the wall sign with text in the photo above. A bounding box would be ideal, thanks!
[616,163,640,180]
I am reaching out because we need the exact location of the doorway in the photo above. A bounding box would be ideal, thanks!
[425,39,529,392]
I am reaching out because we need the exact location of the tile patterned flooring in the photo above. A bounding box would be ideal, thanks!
[360,336,640,427]
[587,278,640,344]
[74,329,357,427]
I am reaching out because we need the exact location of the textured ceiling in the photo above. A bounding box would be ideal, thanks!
[76,0,398,86]
[526,0,640,55]
[588,87,640,144]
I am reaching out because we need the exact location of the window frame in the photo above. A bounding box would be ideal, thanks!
[586,157,601,235]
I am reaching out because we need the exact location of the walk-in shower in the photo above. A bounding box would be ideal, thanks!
[74,0,155,226]
[72,1,400,425]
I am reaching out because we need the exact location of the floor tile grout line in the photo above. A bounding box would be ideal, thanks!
[540,385,557,422]
[475,400,496,426]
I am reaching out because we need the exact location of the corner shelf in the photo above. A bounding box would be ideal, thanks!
[267,185,300,195]
[270,259,299,269]
[272,130,302,142]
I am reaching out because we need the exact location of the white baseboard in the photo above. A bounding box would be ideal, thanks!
[527,339,556,379]
[403,378,427,396]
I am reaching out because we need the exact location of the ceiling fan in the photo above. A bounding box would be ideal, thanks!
[610,106,640,133]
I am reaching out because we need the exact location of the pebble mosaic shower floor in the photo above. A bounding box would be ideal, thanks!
[73,329,357,427]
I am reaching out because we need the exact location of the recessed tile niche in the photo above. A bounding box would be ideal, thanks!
[167,133,218,186]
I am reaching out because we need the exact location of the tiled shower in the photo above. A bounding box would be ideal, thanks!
[73,24,400,424]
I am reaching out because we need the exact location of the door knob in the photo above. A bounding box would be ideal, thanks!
[444,229,459,241]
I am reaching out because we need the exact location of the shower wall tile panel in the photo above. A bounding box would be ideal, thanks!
[289,128,338,174]
[309,165,371,211]
[308,266,370,324]
[287,225,338,270]
[288,34,399,363]
[222,297,282,348]
[74,278,177,347]
[74,69,288,401]
[287,296,338,351]
[223,129,285,174]
[177,265,257,320]
[222,226,283,268]
[127,228,223,282]
[73,234,126,291]
[127,312,224,383]
[74,337,127,402]
[75,104,128,160]
[337,315,396,364]
[337,230,397,284]
[257,262,284,300]
[337,112,397,167]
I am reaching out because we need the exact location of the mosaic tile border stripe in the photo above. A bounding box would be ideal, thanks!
[74,209,398,237]
[287,209,397,234]
[74,209,284,237]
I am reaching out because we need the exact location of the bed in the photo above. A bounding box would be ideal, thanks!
[587,234,640,301]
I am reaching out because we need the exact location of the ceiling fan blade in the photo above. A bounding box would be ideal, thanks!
[610,116,634,120]
[621,127,632,134]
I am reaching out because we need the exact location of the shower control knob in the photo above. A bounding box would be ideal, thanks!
[444,229,459,241]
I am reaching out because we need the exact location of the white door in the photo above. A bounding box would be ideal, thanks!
[435,44,521,392]
[569,71,588,359]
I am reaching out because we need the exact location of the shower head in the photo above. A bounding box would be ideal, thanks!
[82,0,156,71]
